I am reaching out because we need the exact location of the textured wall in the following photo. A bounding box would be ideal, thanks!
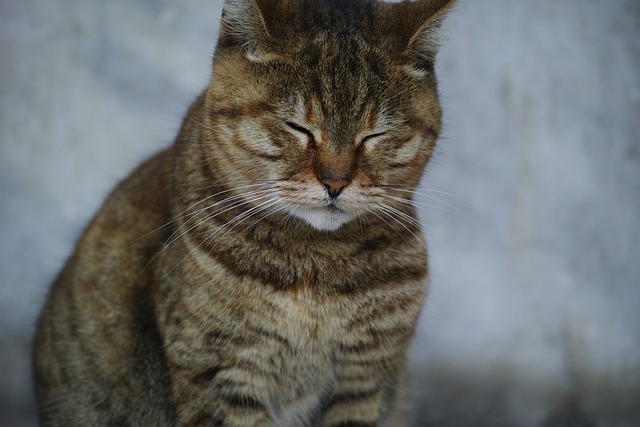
[1,1,638,426]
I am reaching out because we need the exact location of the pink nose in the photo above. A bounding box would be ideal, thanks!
[320,177,351,198]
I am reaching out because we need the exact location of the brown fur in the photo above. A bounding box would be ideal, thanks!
[33,0,455,425]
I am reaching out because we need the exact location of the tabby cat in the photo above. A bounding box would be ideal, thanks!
[33,0,455,425]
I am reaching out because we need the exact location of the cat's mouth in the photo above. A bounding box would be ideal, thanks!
[314,202,348,216]
[290,203,355,231]
[326,203,343,213]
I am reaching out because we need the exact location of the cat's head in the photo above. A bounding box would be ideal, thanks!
[202,0,454,231]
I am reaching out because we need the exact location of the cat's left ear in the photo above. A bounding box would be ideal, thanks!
[384,0,457,76]
[218,0,281,61]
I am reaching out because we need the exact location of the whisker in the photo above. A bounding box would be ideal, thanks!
[381,187,464,214]
[130,192,275,285]
[384,185,475,206]
[212,198,281,240]
[185,115,221,132]
[379,204,423,230]
[242,202,292,235]
[170,191,274,245]
[382,194,461,216]
[421,188,476,206]
[182,188,276,223]
[173,198,281,276]
[376,204,426,249]
[369,209,408,245]
[269,203,296,232]
[133,184,275,242]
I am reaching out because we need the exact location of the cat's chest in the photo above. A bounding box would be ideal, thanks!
[266,287,349,420]
[272,285,347,347]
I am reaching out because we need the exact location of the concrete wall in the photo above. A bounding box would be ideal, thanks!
[1,1,638,426]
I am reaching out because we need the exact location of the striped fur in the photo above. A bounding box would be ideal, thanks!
[33,0,455,425]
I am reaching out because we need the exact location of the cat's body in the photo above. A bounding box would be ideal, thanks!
[33,0,455,425]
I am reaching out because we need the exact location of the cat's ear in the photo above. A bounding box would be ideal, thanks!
[218,0,280,61]
[385,0,456,76]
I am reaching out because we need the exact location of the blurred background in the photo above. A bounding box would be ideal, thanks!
[1,0,638,426]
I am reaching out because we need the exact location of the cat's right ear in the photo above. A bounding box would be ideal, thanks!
[382,0,457,77]
[218,0,279,62]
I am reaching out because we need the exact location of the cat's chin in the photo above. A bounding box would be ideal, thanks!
[292,207,355,231]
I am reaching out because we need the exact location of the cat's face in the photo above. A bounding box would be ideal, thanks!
[202,0,452,231]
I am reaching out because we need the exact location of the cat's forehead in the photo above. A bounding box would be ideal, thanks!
[257,0,406,64]
[290,46,392,129]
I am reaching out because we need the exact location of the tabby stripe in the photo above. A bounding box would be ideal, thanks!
[252,324,293,350]
[211,101,273,120]
[388,161,411,169]
[340,358,385,368]
[199,143,225,187]
[215,378,249,390]
[262,121,286,147]
[334,367,379,380]
[189,366,222,385]
[339,349,401,367]
[202,240,293,287]
[204,327,235,343]
[335,264,426,295]
[339,340,373,354]
[327,387,380,407]
[422,127,439,140]
[232,133,283,161]
[215,131,253,174]
[220,392,266,410]
[405,116,438,140]
[187,360,276,387]
[370,325,414,340]
[200,237,424,295]
[212,107,244,120]
[345,300,421,332]
[349,297,419,331]
[338,336,405,357]
[202,327,251,347]
[232,359,276,379]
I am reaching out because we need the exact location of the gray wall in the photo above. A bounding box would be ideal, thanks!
[1,1,638,426]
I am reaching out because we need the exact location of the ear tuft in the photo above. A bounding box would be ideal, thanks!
[219,0,277,62]
[385,0,456,76]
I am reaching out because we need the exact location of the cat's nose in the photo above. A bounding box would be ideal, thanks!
[319,175,351,198]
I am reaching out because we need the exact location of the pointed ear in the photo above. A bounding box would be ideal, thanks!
[218,0,280,61]
[384,0,456,75]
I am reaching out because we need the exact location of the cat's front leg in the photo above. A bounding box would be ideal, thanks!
[167,361,275,427]
[320,347,411,427]
[321,386,386,427]
[159,302,276,426]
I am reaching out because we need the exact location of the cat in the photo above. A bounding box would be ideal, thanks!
[33,0,455,425]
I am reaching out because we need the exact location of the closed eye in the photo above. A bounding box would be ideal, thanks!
[285,122,316,148]
[359,132,387,148]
